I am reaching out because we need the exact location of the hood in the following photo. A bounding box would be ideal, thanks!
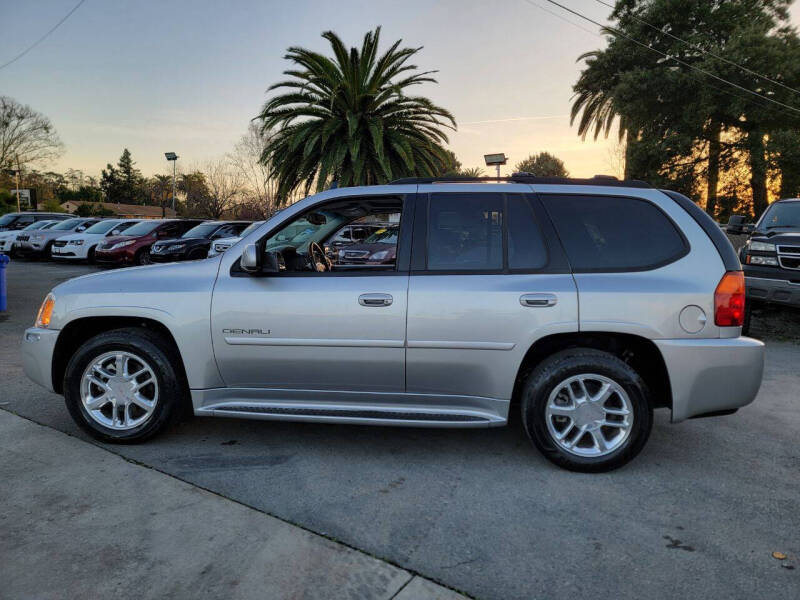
[55,233,89,242]
[99,234,138,247]
[152,237,208,247]
[749,231,800,244]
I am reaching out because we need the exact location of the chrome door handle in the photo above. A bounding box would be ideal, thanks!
[359,293,393,307]
[520,293,557,307]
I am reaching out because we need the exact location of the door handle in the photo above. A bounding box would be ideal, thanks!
[359,293,393,307]
[520,293,557,307]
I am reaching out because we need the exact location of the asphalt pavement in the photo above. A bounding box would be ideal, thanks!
[1,259,798,600]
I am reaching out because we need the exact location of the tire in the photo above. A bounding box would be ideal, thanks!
[742,298,755,336]
[521,348,653,473]
[42,241,54,261]
[187,248,207,260]
[63,327,187,443]
[135,248,152,265]
[86,246,96,265]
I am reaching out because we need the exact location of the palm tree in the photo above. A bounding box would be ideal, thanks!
[571,49,636,178]
[256,28,456,198]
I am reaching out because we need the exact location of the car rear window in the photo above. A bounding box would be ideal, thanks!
[541,194,688,272]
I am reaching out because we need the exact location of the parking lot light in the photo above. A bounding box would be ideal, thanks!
[165,152,179,213]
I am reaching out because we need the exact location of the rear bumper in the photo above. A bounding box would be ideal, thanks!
[22,328,59,393]
[745,273,800,307]
[655,337,764,423]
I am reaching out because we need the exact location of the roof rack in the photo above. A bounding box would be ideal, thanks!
[389,173,652,188]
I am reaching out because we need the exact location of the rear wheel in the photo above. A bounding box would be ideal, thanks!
[135,248,152,265]
[63,328,186,443]
[521,348,653,472]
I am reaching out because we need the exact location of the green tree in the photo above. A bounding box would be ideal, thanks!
[514,152,569,177]
[257,27,456,198]
[101,149,145,203]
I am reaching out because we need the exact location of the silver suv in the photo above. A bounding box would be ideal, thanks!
[22,176,765,471]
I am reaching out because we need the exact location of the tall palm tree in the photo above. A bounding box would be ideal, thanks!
[256,28,456,198]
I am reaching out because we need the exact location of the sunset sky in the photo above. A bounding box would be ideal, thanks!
[3,0,800,179]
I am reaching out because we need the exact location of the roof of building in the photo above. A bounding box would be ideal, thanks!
[60,201,176,218]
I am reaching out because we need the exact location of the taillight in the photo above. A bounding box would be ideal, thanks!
[714,271,745,327]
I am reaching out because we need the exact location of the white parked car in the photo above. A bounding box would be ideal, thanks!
[207,220,265,257]
[0,220,61,256]
[51,219,140,263]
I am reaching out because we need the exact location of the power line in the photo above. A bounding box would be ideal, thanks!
[593,0,800,99]
[532,0,800,116]
[0,0,87,71]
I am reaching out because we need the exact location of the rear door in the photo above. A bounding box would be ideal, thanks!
[405,185,578,409]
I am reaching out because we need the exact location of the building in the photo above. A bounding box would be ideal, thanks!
[59,201,176,219]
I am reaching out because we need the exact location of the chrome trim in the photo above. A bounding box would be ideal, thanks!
[224,336,405,348]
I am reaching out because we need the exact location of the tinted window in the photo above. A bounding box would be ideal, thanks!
[182,223,219,238]
[85,220,124,234]
[542,195,687,271]
[123,221,162,236]
[507,196,547,270]
[428,193,503,271]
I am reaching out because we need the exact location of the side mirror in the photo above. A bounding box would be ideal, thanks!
[240,244,261,273]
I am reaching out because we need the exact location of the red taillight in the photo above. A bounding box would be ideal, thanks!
[714,271,745,327]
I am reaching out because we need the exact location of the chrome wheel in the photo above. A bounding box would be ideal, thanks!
[545,373,633,457]
[80,351,159,430]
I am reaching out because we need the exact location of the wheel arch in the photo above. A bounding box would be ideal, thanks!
[512,332,672,412]
[51,316,189,395]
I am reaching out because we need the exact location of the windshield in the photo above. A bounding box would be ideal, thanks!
[364,227,399,244]
[0,214,19,226]
[239,221,264,237]
[759,202,800,229]
[122,220,162,236]
[84,220,124,234]
[182,223,219,239]
[22,221,51,231]
[52,218,85,231]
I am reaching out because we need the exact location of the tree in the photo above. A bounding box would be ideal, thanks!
[0,96,64,171]
[514,152,569,177]
[256,27,456,199]
[198,159,242,219]
[229,123,283,218]
[460,167,485,177]
[101,149,145,203]
[178,171,211,217]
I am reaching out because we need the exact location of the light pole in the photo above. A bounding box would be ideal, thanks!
[165,152,179,213]
[484,153,507,181]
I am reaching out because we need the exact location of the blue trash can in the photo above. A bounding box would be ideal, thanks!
[0,253,9,313]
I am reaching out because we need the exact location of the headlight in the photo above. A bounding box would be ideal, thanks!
[35,293,55,328]
[169,243,186,251]
[32,234,43,241]
[749,241,775,252]
[370,250,389,260]
[69,240,84,246]
[110,240,135,250]
[748,255,779,266]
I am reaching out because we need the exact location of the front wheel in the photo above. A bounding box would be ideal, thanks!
[63,328,186,443]
[135,248,152,265]
[521,349,653,472]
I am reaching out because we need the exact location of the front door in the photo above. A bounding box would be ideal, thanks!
[211,194,410,393]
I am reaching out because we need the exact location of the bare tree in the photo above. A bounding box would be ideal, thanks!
[0,96,64,171]
[199,158,243,219]
[229,122,281,219]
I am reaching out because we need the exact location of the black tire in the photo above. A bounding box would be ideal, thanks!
[521,348,653,473]
[42,241,54,261]
[86,246,96,265]
[135,248,152,265]
[63,327,187,443]
[187,248,207,260]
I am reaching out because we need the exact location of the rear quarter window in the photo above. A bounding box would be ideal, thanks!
[541,194,688,272]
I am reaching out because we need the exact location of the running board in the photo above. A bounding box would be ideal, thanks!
[198,403,499,428]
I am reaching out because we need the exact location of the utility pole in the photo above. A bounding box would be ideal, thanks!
[165,152,179,215]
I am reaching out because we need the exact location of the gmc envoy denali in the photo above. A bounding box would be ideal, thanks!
[22,176,765,471]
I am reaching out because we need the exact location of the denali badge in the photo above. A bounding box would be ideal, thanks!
[222,328,271,335]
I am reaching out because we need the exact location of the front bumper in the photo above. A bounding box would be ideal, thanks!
[655,337,764,423]
[22,327,60,393]
[51,244,87,259]
[744,267,800,307]
[150,251,187,263]
[94,247,133,264]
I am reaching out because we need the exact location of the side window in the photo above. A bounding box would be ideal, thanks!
[507,196,547,270]
[427,193,503,271]
[541,194,688,272]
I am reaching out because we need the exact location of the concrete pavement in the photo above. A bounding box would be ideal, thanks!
[0,410,467,600]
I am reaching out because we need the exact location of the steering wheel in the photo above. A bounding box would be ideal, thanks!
[308,242,331,272]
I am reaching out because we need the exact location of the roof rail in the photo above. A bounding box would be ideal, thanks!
[389,174,651,188]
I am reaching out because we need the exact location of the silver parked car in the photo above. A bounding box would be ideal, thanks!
[22,176,764,471]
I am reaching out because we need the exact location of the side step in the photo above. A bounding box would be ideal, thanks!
[201,404,499,428]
